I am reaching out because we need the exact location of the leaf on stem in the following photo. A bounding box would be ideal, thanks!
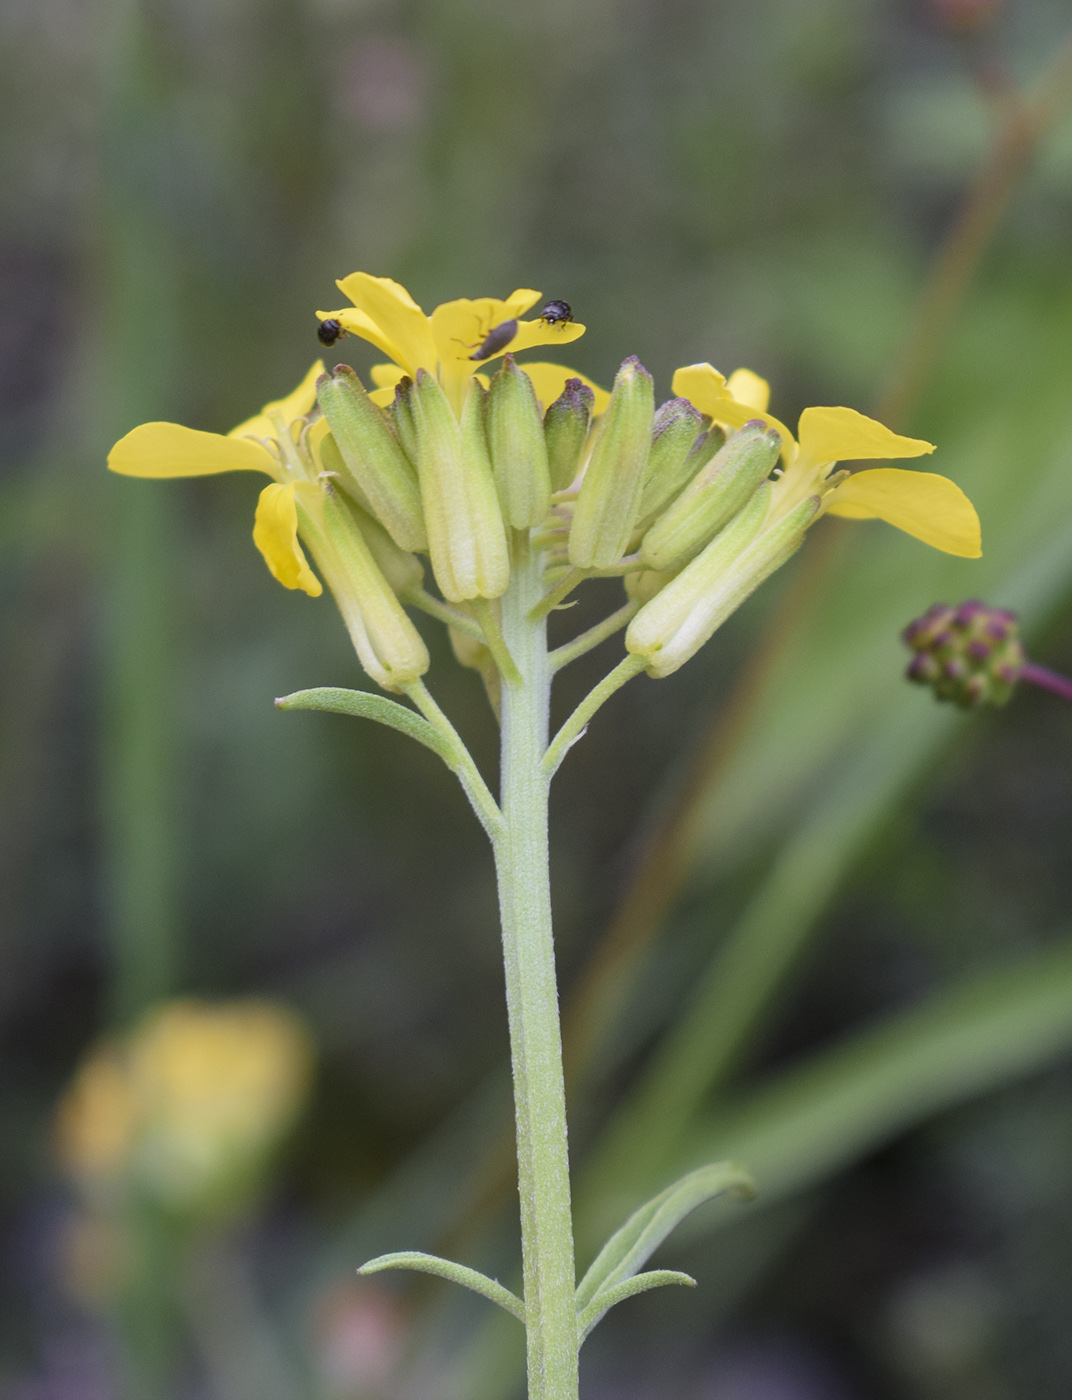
[359,1251,526,1324]
[577,1269,696,1342]
[275,687,453,763]
[574,1160,754,1313]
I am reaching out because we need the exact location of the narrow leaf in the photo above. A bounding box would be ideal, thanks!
[575,1161,754,1311]
[578,1269,696,1342]
[359,1251,525,1323]
[275,687,453,763]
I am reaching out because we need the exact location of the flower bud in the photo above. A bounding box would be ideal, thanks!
[316,366,427,553]
[569,356,654,569]
[902,600,1024,707]
[544,378,594,492]
[627,488,817,678]
[410,370,509,602]
[636,399,707,524]
[295,483,429,692]
[624,566,680,607]
[640,421,780,573]
[449,606,502,720]
[350,500,425,597]
[389,377,420,463]
[486,355,552,528]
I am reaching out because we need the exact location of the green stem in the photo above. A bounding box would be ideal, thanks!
[403,587,485,641]
[531,566,585,621]
[404,680,503,841]
[549,600,640,673]
[493,532,578,1400]
[471,596,523,686]
[543,654,646,776]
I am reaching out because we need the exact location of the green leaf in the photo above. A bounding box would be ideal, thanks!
[577,1269,696,1342]
[275,687,453,764]
[574,1161,754,1313]
[359,1251,525,1324]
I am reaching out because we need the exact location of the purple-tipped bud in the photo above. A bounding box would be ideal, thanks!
[544,378,594,491]
[903,599,1025,708]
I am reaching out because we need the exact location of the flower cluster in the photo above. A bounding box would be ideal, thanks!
[55,999,313,1216]
[109,273,981,693]
[903,601,1024,707]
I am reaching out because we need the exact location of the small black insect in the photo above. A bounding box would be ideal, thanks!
[539,299,573,326]
[317,317,345,347]
[468,318,519,361]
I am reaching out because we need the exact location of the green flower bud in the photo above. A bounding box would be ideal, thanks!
[295,483,429,692]
[640,421,780,574]
[316,366,427,554]
[389,377,420,464]
[624,566,680,606]
[349,499,425,597]
[569,356,654,569]
[544,378,594,492]
[448,605,502,720]
[486,355,552,528]
[627,488,817,678]
[316,430,374,517]
[636,399,708,524]
[410,371,510,602]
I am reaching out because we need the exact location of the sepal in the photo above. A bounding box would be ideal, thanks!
[640,421,780,572]
[544,378,595,491]
[315,365,427,552]
[411,370,509,602]
[627,487,818,678]
[636,398,707,524]
[486,355,552,528]
[569,356,654,568]
[295,483,429,691]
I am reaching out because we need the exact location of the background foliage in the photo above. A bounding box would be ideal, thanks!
[5,0,1072,1397]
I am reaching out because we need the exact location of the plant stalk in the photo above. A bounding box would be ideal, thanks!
[492,531,578,1400]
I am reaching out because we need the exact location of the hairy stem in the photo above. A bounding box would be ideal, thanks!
[492,532,579,1400]
[549,600,641,673]
[543,655,646,777]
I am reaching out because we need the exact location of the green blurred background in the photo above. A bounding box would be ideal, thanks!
[7,0,1072,1396]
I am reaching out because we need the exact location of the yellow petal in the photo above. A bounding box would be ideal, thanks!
[108,422,275,478]
[319,307,408,367]
[519,363,611,415]
[498,316,586,359]
[824,468,981,557]
[365,363,406,408]
[726,367,770,413]
[671,363,730,416]
[671,362,793,449]
[229,362,326,442]
[501,288,543,318]
[252,483,323,594]
[261,360,324,422]
[334,272,438,376]
[797,406,934,465]
[371,364,407,390]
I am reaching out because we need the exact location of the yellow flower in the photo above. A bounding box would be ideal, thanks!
[108,362,328,596]
[55,1000,314,1214]
[672,363,981,558]
[317,272,609,417]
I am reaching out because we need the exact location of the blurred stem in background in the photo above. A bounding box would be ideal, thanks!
[92,0,184,1392]
[96,0,183,1024]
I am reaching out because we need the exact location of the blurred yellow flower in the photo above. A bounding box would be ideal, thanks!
[317,272,609,416]
[107,363,328,596]
[56,1000,314,1214]
[672,363,981,558]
